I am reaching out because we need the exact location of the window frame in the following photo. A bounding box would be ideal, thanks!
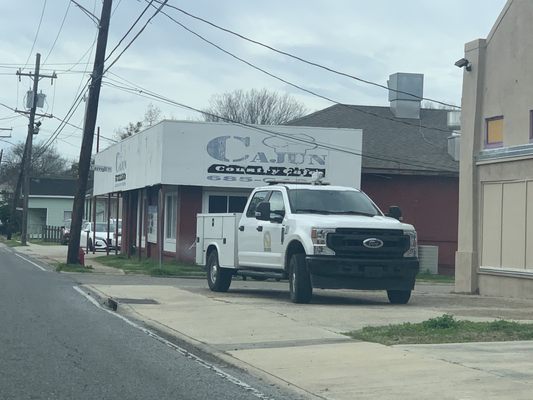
[165,192,177,240]
[530,110,533,142]
[485,115,504,148]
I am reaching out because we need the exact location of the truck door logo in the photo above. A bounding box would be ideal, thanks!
[362,238,384,249]
[263,231,272,252]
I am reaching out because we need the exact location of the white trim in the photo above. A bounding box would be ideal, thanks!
[479,266,533,280]
[29,195,74,199]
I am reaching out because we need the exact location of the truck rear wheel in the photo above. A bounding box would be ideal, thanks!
[207,250,232,292]
[289,253,312,304]
[387,290,411,304]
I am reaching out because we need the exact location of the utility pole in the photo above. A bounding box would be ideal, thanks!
[7,67,54,242]
[20,53,41,246]
[67,0,112,264]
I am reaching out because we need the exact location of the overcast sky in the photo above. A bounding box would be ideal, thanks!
[0,0,507,162]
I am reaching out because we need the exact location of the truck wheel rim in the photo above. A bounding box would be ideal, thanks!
[210,263,217,282]
[291,270,296,291]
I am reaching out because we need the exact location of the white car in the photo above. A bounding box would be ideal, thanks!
[80,221,121,251]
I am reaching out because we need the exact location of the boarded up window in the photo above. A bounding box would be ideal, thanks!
[486,116,503,146]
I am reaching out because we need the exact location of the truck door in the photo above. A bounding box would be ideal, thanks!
[261,191,286,269]
[238,190,270,267]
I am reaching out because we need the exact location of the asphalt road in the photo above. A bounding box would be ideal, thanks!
[0,246,300,400]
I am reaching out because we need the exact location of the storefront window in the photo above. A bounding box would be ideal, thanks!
[208,195,248,213]
[165,193,177,240]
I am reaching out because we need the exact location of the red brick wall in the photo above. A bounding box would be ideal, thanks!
[361,174,458,275]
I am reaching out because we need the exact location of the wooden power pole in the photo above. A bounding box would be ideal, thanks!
[20,53,41,246]
[67,0,112,264]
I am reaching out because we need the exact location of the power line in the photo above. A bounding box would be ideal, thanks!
[43,1,72,64]
[105,0,155,62]
[155,0,459,110]
[103,0,167,75]
[70,0,99,25]
[101,76,453,173]
[151,6,453,135]
[31,0,159,157]
[22,0,48,70]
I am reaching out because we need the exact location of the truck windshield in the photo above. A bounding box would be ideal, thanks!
[287,189,379,216]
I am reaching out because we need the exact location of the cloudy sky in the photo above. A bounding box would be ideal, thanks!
[0,0,507,162]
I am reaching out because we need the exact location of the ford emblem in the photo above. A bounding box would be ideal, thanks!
[363,238,384,249]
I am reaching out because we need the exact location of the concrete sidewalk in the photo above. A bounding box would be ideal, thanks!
[84,282,533,400]
[14,242,124,274]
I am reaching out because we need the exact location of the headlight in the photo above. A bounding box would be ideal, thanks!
[311,227,336,255]
[403,230,418,258]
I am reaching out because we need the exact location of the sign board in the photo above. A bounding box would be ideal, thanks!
[93,121,362,195]
[147,205,157,243]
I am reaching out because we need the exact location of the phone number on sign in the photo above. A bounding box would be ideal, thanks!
[206,175,270,182]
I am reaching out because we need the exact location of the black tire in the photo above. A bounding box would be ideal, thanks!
[387,290,411,304]
[288,253,312,303]
[251,276,268,281]
[206,251,232,292]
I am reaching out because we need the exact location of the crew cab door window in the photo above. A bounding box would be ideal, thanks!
[246,191,269,218]
[269,191,285,219]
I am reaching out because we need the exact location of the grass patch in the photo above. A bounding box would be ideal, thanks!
[56,263,93,273]
[344,314,533,345]
[94,254,204,277]
[0,236,26,247]
[416,272,454,284]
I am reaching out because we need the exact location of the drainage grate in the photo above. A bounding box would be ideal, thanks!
[115,298,159,305]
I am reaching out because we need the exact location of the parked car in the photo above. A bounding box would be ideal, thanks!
[80,221,121,251]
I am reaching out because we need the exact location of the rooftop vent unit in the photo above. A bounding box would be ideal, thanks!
[447,111,461,129]
[388,73,423,119]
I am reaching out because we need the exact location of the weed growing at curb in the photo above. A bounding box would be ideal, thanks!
[344,314,533,345]
[56,263,93,273]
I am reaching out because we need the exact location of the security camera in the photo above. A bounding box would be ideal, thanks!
[454,58,472,71]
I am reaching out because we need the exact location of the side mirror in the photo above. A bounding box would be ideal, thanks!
[255,202,270,221]
[270,210,285,223]
[387,206,403,221]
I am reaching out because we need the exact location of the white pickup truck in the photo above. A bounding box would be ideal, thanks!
[196,182,419,304]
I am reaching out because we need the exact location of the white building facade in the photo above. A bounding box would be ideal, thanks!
[94,120,362,261]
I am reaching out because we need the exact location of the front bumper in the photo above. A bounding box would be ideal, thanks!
[306,256,419,291]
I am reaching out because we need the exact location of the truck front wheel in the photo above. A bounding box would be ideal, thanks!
[207,251,232,292]
[387,290,411,304]
[289,253,312,304]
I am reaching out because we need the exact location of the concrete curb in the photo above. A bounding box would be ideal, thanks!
[81,283,325,400]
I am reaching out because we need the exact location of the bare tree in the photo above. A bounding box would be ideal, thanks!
[115,103,163,139]
[0,142,70,190]
[203,89,308,125]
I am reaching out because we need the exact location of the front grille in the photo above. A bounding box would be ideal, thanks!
[327,228,409,258]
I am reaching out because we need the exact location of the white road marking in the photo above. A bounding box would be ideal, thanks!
[72,286,276,400]
[15,254,47,271]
